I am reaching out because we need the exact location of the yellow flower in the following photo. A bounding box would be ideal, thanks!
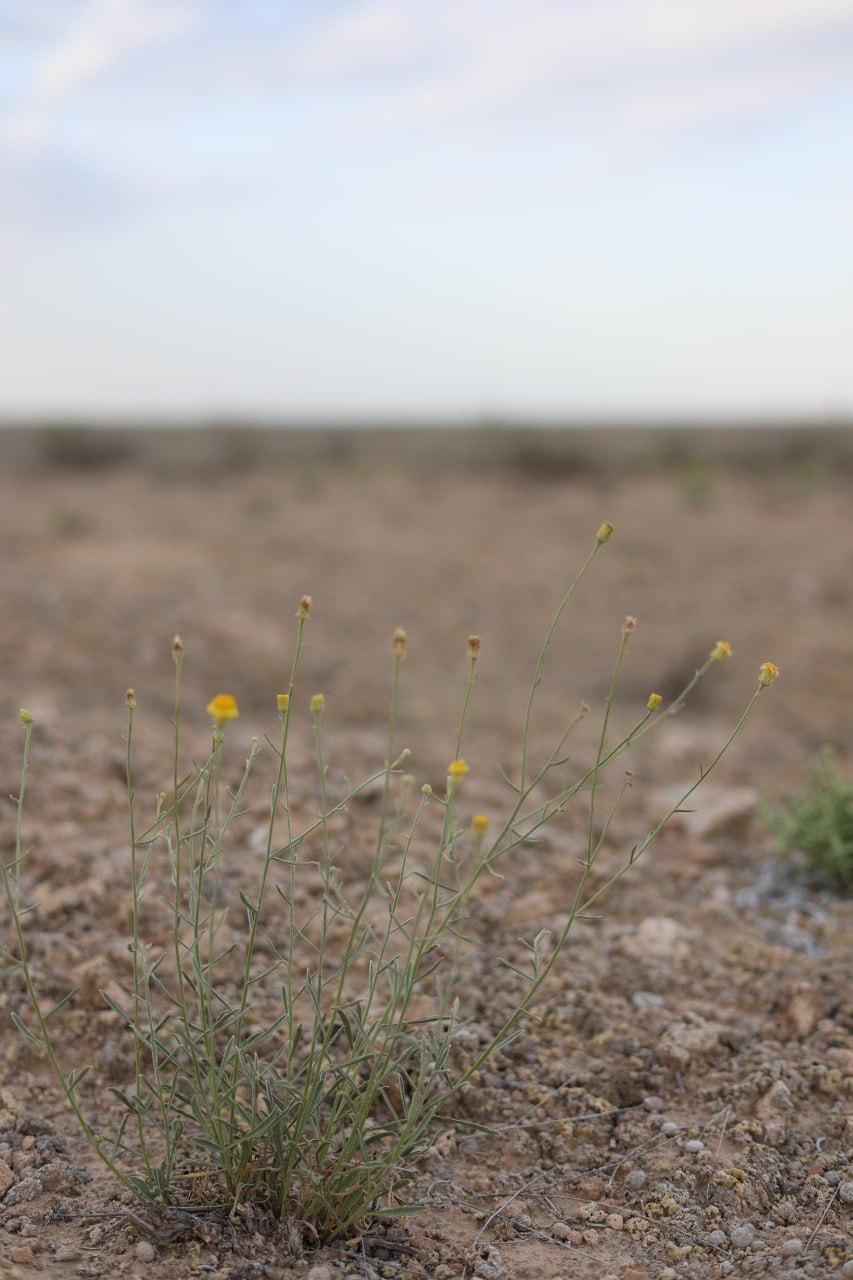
[710,640,732,662]
[759,661,780,687]
[472,814,489,835]
[206,693,239,725]
[276,693,289,712]
[311,693,325,714]
[647,692,662,712]
[19,708,33,725]
[596,521,614,544]
[448,759,470,780]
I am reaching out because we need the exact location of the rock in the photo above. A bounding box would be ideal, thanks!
[136,1240,156,1262]
[0,1159,14,1199]
[728,1222,754,1248]
[577,1174,605,1200]
[622,916,693,963]
[552,1221,572,1241]
[8,1246,35,1265]
[305,1268,331,1280]
[55,1246,80,1262]
[655,1016,724,1070]
[705,1229,727,1248]
[660,1121,680,1137]
[654,784,758,839]
[627,1170,647,1189]
[838,1180,853,1204]
[756,1079,793,1139]
[782,984,825,1039]
[781,1239,804,1257]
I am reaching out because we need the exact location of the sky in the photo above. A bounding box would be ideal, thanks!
[1,0,853,421]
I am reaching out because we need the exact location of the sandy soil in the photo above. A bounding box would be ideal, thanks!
[0,444,851,1279]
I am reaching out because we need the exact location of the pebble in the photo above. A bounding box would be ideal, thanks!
[627,1170,647,1189]
[135,1240,156,1262]
[728,1223,755,1248]
[55,1246,80,1262]
[838,1180,853,1204]
[684,1139,704,1153]
[660,1121,680,1137]
[606,1213,624,1230]
[306,1269,332,1280]
[643,1097,665,1112]
[552,1221,572,1241]
[780,1239,803,1257]
[841,1261,853,1278]
[706,1230,728,1249]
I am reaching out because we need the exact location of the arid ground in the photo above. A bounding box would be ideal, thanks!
[0,430,851,1279]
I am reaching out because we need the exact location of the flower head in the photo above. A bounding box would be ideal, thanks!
[647,692,662,712]
[447,758,470,780]
[311,693,325,714]
[276,693,289,712]
[19,708,33,725]
[596,521,614,544]
[759,661,780,687]
[472,814,489,835]
[126,688,137,710]
[206,693,239,726]
[710,640,732,662]
[296,595,312,621]
[392,627,408,658]
[622,615,637,635]
[172,634,185,661]
[468,634,481,661]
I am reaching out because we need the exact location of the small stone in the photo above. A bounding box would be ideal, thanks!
[8,1247,34,1266]
[660,1121,680,1137]
[55,1246,79,1262]
[135,1239,156,1262]
[606,1213,624,1230]
[781,984,825,1039]
[577,1175,605,1200]
[728,1223,755,1248]
[623,916,693,963]
[781,1239,803,1257]
[643,1097,665,1112]
[305,1268,332,1280]
[552,1221,572,1241]
[706,1230,728,1248]
[838,1180,853,1204]
[0,1159,14,1198]
[841,1260,853,1278]
[627,1170,647,1189]
[655,1016,724,1071]
[684,1139,704,1153]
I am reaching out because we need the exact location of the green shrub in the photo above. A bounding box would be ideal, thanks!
[771,748,853,892]
[2,523,779,1243]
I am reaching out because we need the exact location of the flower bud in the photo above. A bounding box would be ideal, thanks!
[296,595,312,620]
[19,708,33,725]
[126,689,137,709]
[392,627,408,657]
[647,692,662,712]
[596,521,614,544]
[468,635,481,660]
[310,693,325,714]
[710,640,732,662]
[472,814,489,835]
[758,661,780,687]
[276,693,289,712]
[172,634,185,661]
[622,615,637,635]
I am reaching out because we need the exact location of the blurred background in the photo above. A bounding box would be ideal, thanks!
[1,2,852,803]
[1,0,852,424]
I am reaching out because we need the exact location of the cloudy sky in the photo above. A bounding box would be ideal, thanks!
[1,0,852,419]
